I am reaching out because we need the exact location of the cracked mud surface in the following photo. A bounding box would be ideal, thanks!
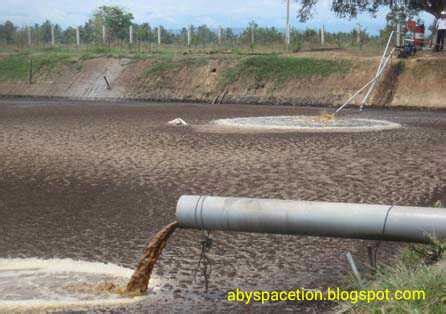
[0,99,445,313]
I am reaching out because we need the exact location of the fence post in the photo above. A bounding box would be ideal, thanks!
[102,25,106,44]
[76,27,80,47]
[357,24,361,46]
[285,0,291,48]
[187,25,192,47]
[251,24,255,47]
[321,25,325,46]
[129,25,133,44]
[27,27,32,47]
[218,26,222,45]
[51,24,55,46]
[157,27,161,46]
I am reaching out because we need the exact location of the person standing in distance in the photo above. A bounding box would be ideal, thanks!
[436,11,446,51]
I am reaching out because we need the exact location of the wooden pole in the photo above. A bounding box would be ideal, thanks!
[129,25,133,44]
[28,59,33,84]
[103,76,111,90]
[251,24,255,47]
[157,27,161,46]
[357,24,361,46]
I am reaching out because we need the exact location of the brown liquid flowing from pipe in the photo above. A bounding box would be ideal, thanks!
[126,221,179,295]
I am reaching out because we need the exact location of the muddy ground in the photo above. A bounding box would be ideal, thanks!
[0,99,445,313]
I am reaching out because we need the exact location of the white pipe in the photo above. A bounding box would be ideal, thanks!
[335,48,394,114]
[396,22,401,47]
[176,195,446,243]
[360,31,394,109]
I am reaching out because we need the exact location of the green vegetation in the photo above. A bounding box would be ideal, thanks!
[220,54,351,87]
[346,246,445,313]
[143,56,208,77]
[339,200,446,313]
[0,46,190,81]
[144,61,178,77]
[0,50,79,81]
[340,232,446,313]
[343,199,445,313]
[4,49,350,88]
[0,5,392,53]
[0,54,29,81]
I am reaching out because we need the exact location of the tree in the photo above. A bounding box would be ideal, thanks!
[224,27,237,43]
[0,21,17,44]
[194,25,217,46]
[295,0,446,21]
[62,27,77,44]
[93,6,134,42]
[40,20,53,44]
[135,23,152,42]
[80,19,97,44]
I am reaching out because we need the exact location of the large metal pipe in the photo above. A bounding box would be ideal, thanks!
[176,195,446,243]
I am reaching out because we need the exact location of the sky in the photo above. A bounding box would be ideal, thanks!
[0,0,434,35]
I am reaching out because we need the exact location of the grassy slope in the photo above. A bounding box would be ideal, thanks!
[219,54,351,87]
[143,56,209,77]
[345,254,446,313]
[342,199,445,314]
[0,47,353,87]
[0,51,81,81]
[0,47,140,82]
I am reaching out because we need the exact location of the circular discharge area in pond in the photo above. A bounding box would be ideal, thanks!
[0,258,149,312]
[213,116,401,132]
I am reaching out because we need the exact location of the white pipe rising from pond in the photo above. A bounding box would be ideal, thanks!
[176,195,446,243]
[335,48,395,114]
[360,31,395,109]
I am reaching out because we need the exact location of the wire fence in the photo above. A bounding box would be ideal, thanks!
[0,22,391,55]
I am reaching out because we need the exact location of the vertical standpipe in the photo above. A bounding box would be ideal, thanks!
[176,195,446,243]
[396,22,401,47]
